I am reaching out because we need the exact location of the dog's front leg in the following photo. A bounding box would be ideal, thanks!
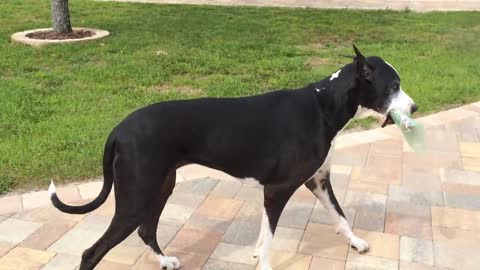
[305,170,369,253]
[258,208,273,270]
[255,185,296,270]
[253,210,266,258]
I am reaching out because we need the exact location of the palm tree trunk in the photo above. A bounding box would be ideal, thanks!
[51,0,72,33]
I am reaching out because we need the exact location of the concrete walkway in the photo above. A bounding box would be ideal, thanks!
[0,101,480,270]
[108,0,480,12]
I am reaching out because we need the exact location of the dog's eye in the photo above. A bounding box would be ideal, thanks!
[392,84,400,92]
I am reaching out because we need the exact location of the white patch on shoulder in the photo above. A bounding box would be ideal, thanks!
[385,61,399,77]
[330,69,342,81]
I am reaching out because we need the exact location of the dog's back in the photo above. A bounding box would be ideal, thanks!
[112,87,322,179]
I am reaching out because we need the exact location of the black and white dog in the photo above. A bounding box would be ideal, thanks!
[49,45,417,270]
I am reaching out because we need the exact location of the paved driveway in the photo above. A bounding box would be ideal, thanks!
[107,0,480,12]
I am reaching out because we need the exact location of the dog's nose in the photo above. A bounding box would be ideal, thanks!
[411,104,418,114]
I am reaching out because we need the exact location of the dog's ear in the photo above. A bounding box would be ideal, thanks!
[353,44,374,82]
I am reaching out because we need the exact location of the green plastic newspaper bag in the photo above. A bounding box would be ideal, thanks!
[389,109,425,153]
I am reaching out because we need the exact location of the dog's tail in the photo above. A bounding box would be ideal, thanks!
[49,134,116,214]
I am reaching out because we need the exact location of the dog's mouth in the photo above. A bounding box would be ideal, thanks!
[381,112,394,128]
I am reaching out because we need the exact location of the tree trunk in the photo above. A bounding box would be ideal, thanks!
[51,0,73,33]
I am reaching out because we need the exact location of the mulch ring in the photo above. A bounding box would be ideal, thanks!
[26,29,94,40]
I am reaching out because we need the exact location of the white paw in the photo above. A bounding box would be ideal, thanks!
[159,256,181,270]
[350,235,369,253]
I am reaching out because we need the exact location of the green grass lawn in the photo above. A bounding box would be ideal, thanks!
[0,0,479,193]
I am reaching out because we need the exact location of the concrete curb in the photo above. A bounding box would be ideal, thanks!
[11,27,109,48]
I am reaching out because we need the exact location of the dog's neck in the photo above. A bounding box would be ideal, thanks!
[310,64,365,141]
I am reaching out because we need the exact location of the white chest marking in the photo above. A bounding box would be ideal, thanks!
[330,69,342,81]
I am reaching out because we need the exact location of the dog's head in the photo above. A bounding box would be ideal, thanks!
[352,45,418,127]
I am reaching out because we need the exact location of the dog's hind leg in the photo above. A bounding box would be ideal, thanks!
[304,170,369,253]
[79,159,163,270]
[80,214,140,270]
[137,170,181,270]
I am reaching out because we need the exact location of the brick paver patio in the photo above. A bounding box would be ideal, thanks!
[1,101,480,270]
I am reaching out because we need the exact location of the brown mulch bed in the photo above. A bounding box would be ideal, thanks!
[26,29,94,40]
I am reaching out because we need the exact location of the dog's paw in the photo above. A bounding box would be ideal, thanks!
[350,235,369,253]
[160,256,181,270]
